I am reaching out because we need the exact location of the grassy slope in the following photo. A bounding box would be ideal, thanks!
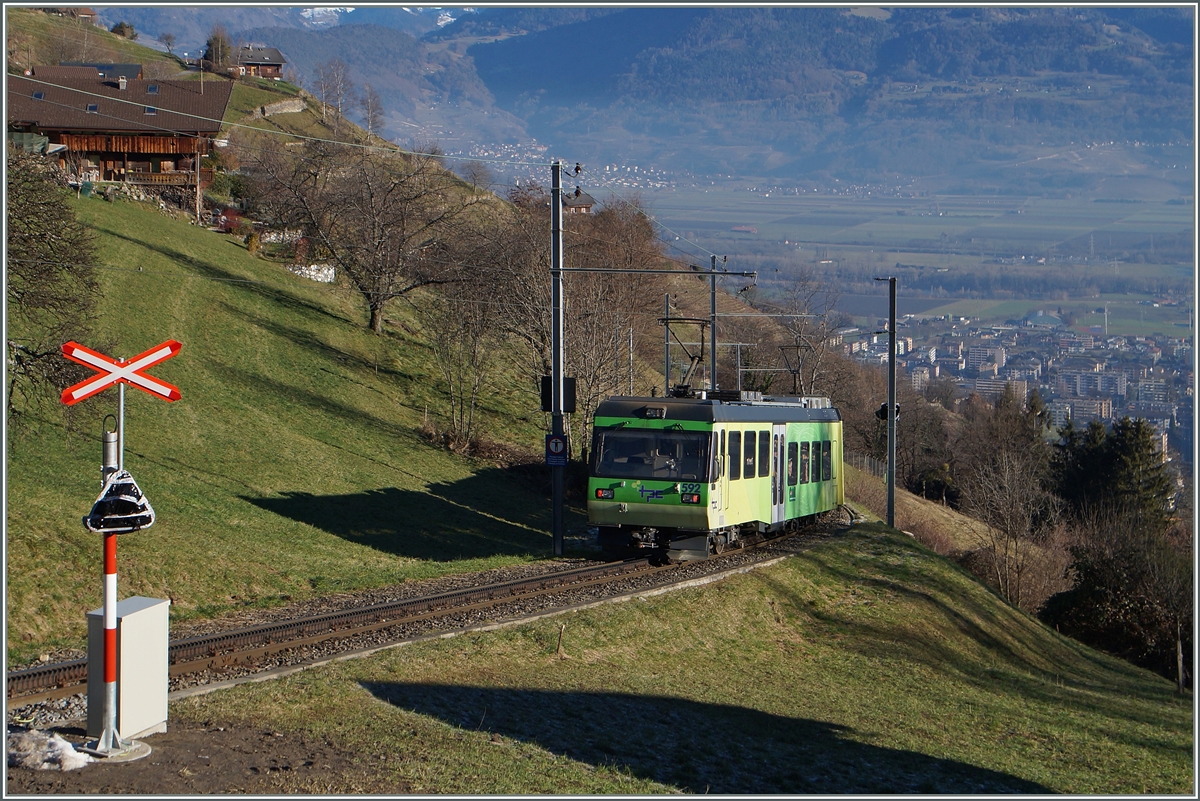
[5,9,182,75]
[178,524,1193,794]
[5,196,578,662]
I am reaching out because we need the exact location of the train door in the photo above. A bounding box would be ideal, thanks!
[771,424,787,525]
[716,428,729,525]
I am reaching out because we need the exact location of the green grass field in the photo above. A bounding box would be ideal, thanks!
[5,197,576,664]
[176,525,1194,794]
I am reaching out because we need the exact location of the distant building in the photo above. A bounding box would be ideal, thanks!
[7,69,233,187]
[967,345,1006,370]
[1070,397,1113,422]
[562,187,596,214]
[936,355,965,375]
[44,8,99,25]
[230,44,286,79]
[1047,400,1072,429]
[1057,370,1127,399]
[974,378,1027,403]
[1024,310,1064,329]
[59,62,142,80]
[1058,333,1095,351]
[1130,378,1169,403]
[910,366,931,393]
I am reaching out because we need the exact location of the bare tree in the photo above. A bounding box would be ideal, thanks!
[774,266,851,396]
[560,197,665,454]
[204,24,231,70]
[465,187,665,455]
[956,387,1059,610]
[959,447,1062,610]
[417,259,499,450]
[459,161,493,195]
[160,32,177,55]
[6,147,100,423]
[249,142,478,332]
[311,58,353,136]
[358,83,384,140]
[310,63,330,120]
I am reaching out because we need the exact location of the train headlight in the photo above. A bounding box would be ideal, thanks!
[680,493,701,504]
[596,488,615,499]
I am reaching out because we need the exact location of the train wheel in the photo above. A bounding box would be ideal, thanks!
[711,534,727,555]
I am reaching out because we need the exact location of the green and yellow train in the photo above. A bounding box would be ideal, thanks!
[588,392,844,561]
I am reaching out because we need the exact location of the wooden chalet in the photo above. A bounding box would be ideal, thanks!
[40,8,100,25]
[230,44,286,79]
[7,67,233,187]
[562,186,596,214]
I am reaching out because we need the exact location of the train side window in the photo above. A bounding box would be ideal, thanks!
[799,442,809,483]
[728,431,741,481]
[758,431,770,477]
[710,432,720,480]
[811,441,822,482]
[822,441,832,480]
[743,431,756,479]
[787,442,798,487]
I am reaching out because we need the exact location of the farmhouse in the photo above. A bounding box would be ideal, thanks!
[562,186,596,214]
[6,66,233,187]
[39,8,100,24]
[230,44,286,79]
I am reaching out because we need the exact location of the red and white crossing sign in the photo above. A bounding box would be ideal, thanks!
[60,340,182,405]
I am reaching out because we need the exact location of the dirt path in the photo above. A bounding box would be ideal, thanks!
[6,719,405,795]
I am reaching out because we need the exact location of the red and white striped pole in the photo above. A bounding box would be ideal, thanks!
[96,381,126,753]
[97,530,124,752]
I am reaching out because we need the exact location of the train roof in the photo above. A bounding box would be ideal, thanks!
[593,395,842,424]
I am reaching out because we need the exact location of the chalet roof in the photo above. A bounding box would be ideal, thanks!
[562,187,596,208]
[29,65,104,80]
[7,73,233,135]
[58,63,143,80]
[231,45,286,66]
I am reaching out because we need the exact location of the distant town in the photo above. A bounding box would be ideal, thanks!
[839,310,1193,463]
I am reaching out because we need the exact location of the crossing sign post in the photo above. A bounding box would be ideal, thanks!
[545,434,567,467]
[61,339,180,759]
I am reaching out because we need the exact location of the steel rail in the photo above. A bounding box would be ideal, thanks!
[7,558,657,707]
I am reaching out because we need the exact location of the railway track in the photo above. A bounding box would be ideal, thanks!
[8,515,849,716]
[7,557,663,708]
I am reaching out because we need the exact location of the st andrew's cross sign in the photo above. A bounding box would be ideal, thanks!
[60,340,182,405]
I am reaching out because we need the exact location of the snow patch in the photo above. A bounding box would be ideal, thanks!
[7,730,93,771]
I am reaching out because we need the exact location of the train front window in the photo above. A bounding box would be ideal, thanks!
[593,429,710,480]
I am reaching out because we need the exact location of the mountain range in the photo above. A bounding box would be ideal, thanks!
[93,6,1194,194]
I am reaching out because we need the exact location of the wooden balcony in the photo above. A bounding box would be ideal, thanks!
[122,168,214,186]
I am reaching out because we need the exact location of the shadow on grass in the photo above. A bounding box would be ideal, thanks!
[242,469,585,561]
[362,682,1051,794]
